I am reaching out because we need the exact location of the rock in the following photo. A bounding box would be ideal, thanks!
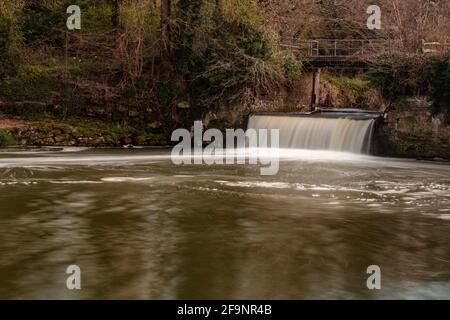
[42,137,55,145]
[147,121,162,129]
[77,137,89,144]
[120,135,133,145]
[177,101,190,109]
[128,110,140,117]
[91,137,104,145]
[54,134,69,143]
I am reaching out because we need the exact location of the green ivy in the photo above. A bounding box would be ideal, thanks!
[0,65,53,102]
[0,130,17,147]
[366,53,450,123]
[172,0,301,112]
[431,55,450,123]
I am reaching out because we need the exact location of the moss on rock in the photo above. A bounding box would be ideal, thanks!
[0,129,17,146]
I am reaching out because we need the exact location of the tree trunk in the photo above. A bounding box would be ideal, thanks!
[216,0,223,14]
[111,0,120,27]
[160,0,172,55]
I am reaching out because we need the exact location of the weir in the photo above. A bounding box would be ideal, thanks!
[248,109,382,154]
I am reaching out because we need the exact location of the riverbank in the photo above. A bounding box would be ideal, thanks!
[1,65,449,160]
[1,113,449,163]
[0,115,167,147]
[374,98,450,161]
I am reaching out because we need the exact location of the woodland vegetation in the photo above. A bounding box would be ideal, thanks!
[0,1,299,125]
[0,0,449,147]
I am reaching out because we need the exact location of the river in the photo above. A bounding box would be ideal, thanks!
[0,147,449,299]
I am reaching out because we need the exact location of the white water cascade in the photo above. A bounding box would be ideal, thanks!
[248,114,376,154]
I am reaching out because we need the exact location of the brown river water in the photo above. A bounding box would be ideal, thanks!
[0,147,449,299]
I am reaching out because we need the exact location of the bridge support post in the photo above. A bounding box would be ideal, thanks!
[310,68,320,112]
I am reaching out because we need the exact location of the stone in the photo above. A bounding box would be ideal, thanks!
[177,101,190,109]
[117,106,128,112]
[128,110,140,117]
[120,135,133,145]
[147,121,162,129]
[54,134,69,143]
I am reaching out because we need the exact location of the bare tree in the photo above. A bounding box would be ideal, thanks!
[111,0,120,27]
[258,0,450,52]
[160,0,172,54]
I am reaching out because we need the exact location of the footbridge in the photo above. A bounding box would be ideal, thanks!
[281,39,450,67]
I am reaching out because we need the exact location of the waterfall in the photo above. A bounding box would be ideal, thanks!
[248,115,375,154]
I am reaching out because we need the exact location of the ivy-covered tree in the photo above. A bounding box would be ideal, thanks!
[0,0,24,78]
[431,55,450,123]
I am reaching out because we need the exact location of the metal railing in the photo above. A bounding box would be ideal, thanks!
[422,41,450,54]
[281,39,449,59]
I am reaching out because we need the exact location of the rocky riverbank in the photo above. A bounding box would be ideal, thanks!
[1,74,449,162]
[0,116,167,147]
[374,97,450,161]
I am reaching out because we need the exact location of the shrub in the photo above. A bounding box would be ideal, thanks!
[323,75,371,103]
[365,53,434,100]
[431,55,450,123]
[0,64,53,102]
[0,1,24,78]
[366,53,450,123]
[172,0,301,112]
[22,1,66,47]
[0,130,17,146]
[275,50,303,81]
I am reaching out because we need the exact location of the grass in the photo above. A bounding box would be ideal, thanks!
[322,75,370,98]
[0,129,17,146]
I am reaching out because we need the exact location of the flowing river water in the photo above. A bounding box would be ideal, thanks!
[0,147,449,299]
